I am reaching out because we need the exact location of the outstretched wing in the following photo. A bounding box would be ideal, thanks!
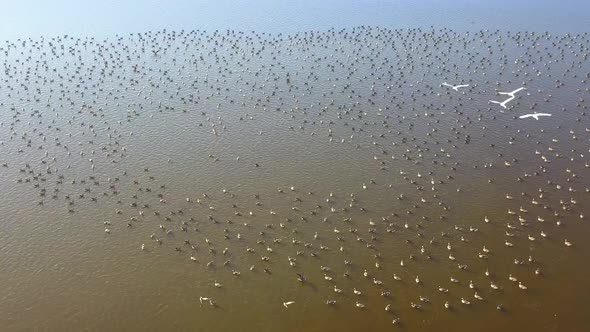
[511,87,525,94]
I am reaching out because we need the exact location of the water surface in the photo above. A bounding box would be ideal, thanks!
[0,3,590,332]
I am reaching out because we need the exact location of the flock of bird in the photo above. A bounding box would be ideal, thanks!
[0,26,588,328]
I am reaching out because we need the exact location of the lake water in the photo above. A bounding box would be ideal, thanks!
[1,2,590,332]
[1,0,590,39]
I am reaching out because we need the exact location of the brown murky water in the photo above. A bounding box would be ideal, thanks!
[1,27,589,331]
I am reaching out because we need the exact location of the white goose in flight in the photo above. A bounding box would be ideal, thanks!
[489,97,514,109]
[519,113,551,120]
[490,87,526,109]
[498,87,526,98]
[442,82,469,91]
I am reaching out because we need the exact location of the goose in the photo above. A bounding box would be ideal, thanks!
[519,113,551,120]
[489,97,514,109]
[498,87,526,97]
[442,82,469,91]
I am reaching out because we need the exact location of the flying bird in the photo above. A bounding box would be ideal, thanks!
[489,97,514,109]
[498,87,526,97]
[490,87,526,109]
[519,113,552,120]
[442,82,469,91]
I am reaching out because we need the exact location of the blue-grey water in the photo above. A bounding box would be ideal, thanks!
[1,2,589,332]
[1,0,590,39]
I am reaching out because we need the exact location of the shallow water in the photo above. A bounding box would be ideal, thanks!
[2,0,590,40]
[0,22,589,332]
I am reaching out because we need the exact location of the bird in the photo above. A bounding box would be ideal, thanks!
[490,87,526,108]
[498,87,526,97]
[283,301,295,308]
[519,113,552,120]
[489,97,514,109]
[442,82,469,91]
